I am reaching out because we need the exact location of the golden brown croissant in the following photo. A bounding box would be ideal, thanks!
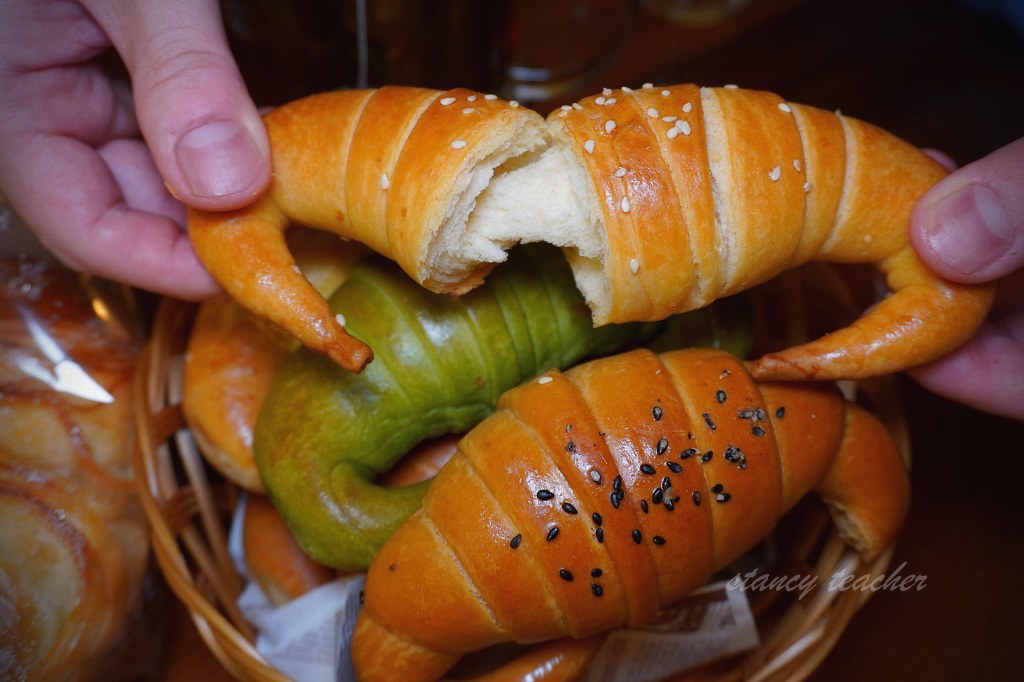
[188,84,993,380]
[0,260,148,681]
[350,348,909,681]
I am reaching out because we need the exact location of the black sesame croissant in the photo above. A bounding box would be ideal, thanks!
[351,348,909,681]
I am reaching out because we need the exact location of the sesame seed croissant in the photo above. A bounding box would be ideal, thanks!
[350,347,909,682]
[188,84,993,379]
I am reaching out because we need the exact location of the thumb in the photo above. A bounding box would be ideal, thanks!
[83,0,270,211]
[910,137,1024,284]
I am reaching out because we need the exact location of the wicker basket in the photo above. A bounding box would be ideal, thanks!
[132,268,910,682]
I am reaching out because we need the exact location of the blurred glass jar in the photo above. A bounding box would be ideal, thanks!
[221,0,638,109]
[221,0,512,105]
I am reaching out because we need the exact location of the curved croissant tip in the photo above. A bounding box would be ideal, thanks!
[330,339,374,374]
[750,354,819,381]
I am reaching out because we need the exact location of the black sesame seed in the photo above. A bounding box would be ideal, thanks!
[591,583,603,597]
[640,463,656,475]
[537,489,555,501]
[776,407,786,419]
[562,502,578,515]
[656,437,669,455]
[652,488,664,504]
[716,390,727,404]
[701,450,714,462]
[596,528,604,542]
[662,476,671,490]
[711,483,724,494]
[664,499,675,511]
[566,440,577,453]
[653,535,666,545]
[756,408,767,421]
[591,568,603,578]
[717,492,732,503]
[613,475,622,490]
[592,512,603,526]
[589,468,602,484]
[611,491,622,509]
[546,526,560,541]
[692,491,702,506]
[632,529,642,544]
[559,568,574,581]
[640,499,649,513]
[652,406,663,421]
[752,426,766,437]
[510,534,522,549]
[680,448,698,460]
[703,413,717,430]
[738,409,756,420]
[666,461,682,473]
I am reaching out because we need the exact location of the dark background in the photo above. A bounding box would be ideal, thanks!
[164,0,1024,679]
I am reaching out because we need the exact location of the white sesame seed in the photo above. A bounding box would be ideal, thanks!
[629,258,640,274]
[559,110,569,117]
[451,140,467,149]
[621,85,633,92]
[572,102,584,110]
[605,97,617,105]
[484,93,497,100]
[803,181,812,192]
[724,83,739,89]
[584,139,595,153]
[642,82,654,89]
[292,264,302,274]
[602,88,613,95]
[335,313,346,326]
[661,90,670,96]
[647,107,659,117]
[380,172,389,190]
[605,120,616,133]
[793,159,802,172]
[678,120,692,136]
[467,95,477,102]
[667,127,679,139]
[682,102,693,113]
[863,234,873,244]
[778,102,792,113]
[462,107,474,114]
[596,96,606,105]
[769,165,782,181]
[620,196,631,213]
[510,100,520,108]
[614,166,628,177]
[561,105,572,111]
[440,97,456,106]
[538,376,553,385]
[662,115,677,122]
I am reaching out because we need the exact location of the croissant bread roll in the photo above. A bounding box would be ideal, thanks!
[350,348,909,682]
[0,259,149,681]
[188,83,993,380]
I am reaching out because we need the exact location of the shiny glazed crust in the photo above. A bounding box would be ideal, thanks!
[188,83,992,382]
[351,348,909,681]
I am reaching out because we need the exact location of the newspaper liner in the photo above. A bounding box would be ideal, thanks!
[229,495,759,682]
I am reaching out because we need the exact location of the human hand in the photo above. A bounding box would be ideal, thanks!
[0,0,270,299]
[909,138,1024,420]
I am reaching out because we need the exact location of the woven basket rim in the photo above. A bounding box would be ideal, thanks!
[133,279,910,682]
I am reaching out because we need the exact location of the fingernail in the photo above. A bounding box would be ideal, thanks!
[176,120,265,198]
[924,183,1012,275]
